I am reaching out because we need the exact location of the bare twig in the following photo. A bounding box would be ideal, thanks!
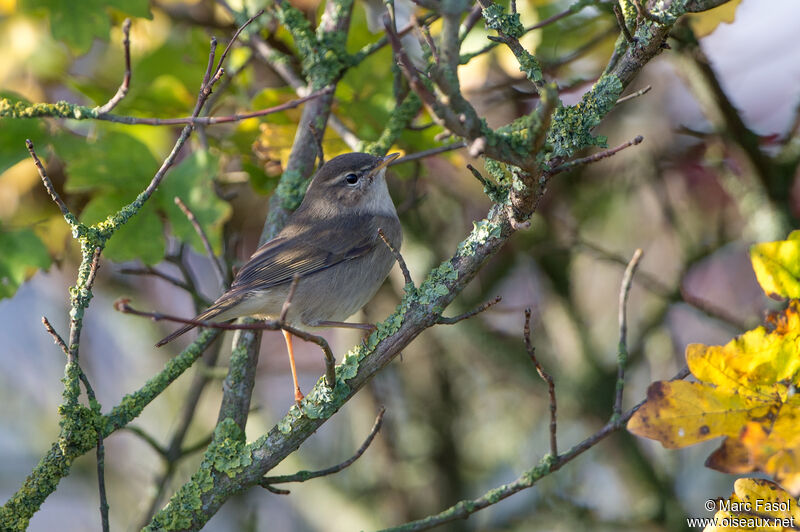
[613,249,643,420]
[548,135,644,175]
[174,196,227,286]
[212,9,265,79]
[25,140,72,220]
[378,228,413,286]
[93,89,331,126]
[523,308,557,458]
[114,299,336,388]
[124,426,168,458]
[414,16,439,64]
[42,317,68,355]
[436,296,501,325]
[96,18,132,114]
[96,436,109,532]
[120,267,193,294]
[458,5,483,41]
[613,4,635,45]
[616,85,652,104]
[260,407,386,490]
[390,142,466,166]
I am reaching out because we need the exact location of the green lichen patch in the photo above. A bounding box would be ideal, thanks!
[0,98,98,120]
[275,169,309,211]
[417,261,459,306]
[277,405,305,434]
[481,3,524,38]
[546,74,623,158]
[146,469,214,531]
[362,94,422,156]
[457,219,503,257]
[57,404,98,457]
[205,419,252,478]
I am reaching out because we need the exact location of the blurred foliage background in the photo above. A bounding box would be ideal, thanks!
[1,0,799,530]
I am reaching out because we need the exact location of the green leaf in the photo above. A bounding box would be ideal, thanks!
[0,222,51,299]
[157,151,231,255]
[81,193,165,265]
[58,131,158,193]
[0,93,47,174]
[20,0,151,54]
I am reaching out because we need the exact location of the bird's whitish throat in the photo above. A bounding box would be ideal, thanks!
[157,152,403,404]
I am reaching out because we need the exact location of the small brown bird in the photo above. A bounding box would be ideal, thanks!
[157,152,402,403]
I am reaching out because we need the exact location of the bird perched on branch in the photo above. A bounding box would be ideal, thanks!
[157,152,403,404]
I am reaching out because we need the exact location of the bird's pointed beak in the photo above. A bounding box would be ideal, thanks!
[369,152,400,178]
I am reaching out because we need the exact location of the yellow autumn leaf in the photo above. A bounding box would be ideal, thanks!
[705,478,800,532]
[627,380,773,448]
[689,0,743,38]
[751,230,800,300]
[687,303,800,391]
[629,299,800,489]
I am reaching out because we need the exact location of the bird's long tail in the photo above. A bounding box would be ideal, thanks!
[155,294,243,347]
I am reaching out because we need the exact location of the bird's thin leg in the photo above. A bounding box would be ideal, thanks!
[314,320,377,332]
[282,329,304,404]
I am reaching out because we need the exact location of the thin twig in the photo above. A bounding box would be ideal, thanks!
[260,407,386,490]
[96,18,132,114]
[26,140,72,220]
[96,436,109,532]
[42,317,68,355]
[174,196,227,286]
[212,9,265,80]
[414,16,439,64]
[94,89,331,126]
[458,5,483,41]
[616,85,652,104]
[390,142,466,166]
[613,3,635,45]
[124,426,168,458]
[523,308,557,458]
[437,296,501,325]
[613,249,643,420]
[119,267,193,294]
[378,228,413,286]
[549,135,644,175]
[114,299,336,388]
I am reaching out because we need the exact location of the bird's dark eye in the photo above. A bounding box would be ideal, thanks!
[345,173,359,185]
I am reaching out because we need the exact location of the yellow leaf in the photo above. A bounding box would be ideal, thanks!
[687,303,800,391]
[627,380,770,448]
[689,0,743,38]
[705,478,800,531]
[750,231,800,300]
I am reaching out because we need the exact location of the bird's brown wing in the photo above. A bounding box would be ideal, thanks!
[156,214,385,347]
[226,213,380,296]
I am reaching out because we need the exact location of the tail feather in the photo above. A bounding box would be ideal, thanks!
[155,295,242,347]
